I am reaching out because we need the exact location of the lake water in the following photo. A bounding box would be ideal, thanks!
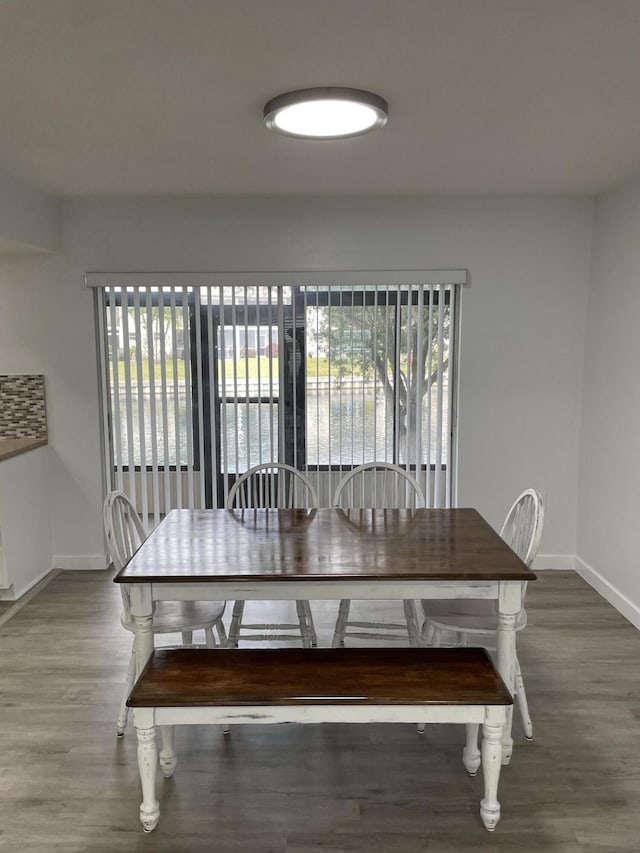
[113,388,447,470]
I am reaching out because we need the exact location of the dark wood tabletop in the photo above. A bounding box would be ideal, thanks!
[115,508,536,585]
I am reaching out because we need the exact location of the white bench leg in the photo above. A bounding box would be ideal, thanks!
[462,723,481,776]
[479,707,505,831]
[159,725,177,778]
[135,710,160,833]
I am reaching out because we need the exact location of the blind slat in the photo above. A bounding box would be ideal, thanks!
[132,289,148,523]
[157,290,171,514]
[119,296,136,507]
[145,287,161,527]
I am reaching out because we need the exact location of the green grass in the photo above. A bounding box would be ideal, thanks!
[115,356,342,383]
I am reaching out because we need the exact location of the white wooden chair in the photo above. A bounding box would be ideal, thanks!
[104,490,228,737]
[331,461,426,647]
[225,462,319,647]
[419,488,545,739]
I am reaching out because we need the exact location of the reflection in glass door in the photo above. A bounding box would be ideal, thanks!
[194,300,303,507]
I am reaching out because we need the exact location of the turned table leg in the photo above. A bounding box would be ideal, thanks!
[497,581,522,764]
[130,583,154,678]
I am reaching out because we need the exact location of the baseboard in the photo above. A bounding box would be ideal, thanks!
[52,554,110,570]
[0,569,60,612]
[532,553,576,570]
[575,556,640,631]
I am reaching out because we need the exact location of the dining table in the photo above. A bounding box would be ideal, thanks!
[115,506,536,760]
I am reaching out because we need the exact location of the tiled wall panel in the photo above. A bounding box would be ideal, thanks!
[0,375,47,439]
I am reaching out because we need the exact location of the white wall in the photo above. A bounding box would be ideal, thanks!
[0,251,106,567]
[0,167,60,253]
[577,178,640,627]
[0,446,52,598]
[0,196,593,567]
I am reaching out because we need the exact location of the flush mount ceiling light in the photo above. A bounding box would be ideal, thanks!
[263,87,388,139]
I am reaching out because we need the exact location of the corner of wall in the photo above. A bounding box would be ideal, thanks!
[575,555,640,631]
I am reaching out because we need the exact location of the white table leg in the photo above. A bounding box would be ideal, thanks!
[496,582,522,764]
[129,583,154,678]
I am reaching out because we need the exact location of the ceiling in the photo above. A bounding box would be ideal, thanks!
[2,0,640,198]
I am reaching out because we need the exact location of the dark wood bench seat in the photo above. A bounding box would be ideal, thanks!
[128,646,513,707]
[129,647,513,834]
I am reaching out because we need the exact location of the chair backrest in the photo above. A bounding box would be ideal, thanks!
[103,490,147,571]
[500,488,545,568]
[226,463,319,509]
[332,462,426,509]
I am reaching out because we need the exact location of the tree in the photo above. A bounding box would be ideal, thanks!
[127,304,186,361]
[313,293,450,464]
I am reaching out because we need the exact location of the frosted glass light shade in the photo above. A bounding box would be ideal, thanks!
[264,87,388,139]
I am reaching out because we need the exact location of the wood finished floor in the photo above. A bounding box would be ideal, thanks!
[1,570,639,852]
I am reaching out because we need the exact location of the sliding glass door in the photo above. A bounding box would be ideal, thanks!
[97,279,458,519]
[193,298,303,507]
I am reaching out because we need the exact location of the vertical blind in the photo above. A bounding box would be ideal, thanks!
[96,280,458,524]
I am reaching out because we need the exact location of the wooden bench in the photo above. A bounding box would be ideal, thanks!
[127,647,513,833]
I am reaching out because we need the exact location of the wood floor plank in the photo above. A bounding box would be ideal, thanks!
[1,569,639,850]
